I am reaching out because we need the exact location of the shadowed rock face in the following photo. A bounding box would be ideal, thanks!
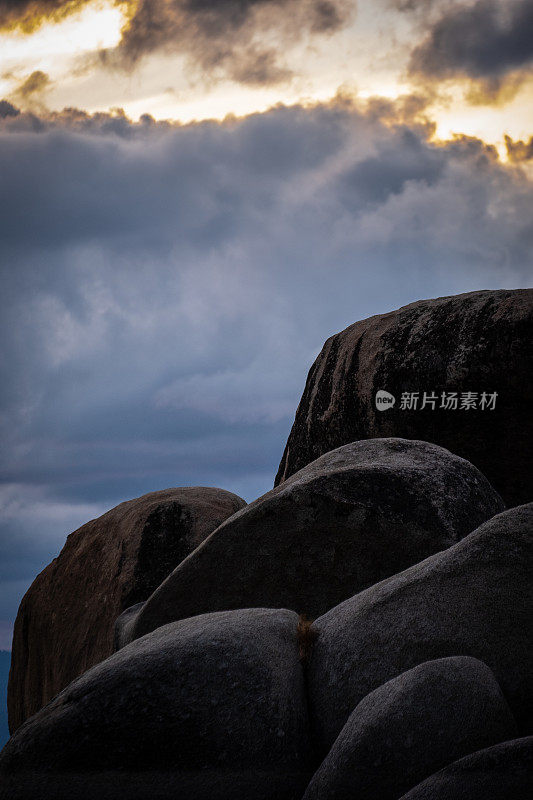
[0,609,312,800]
[0,770,313,800]
[275,289,533,507]
[303,656,517,800]
[113,602,146,652]
[308,503,533,754]
[398,737,533,800]
[7,487,246,733]
[125,438,503,644]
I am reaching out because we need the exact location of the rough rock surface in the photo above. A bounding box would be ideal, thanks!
[113,603,145,651]
[275,289,533,507]
[126,438,502,643]
[8,487,246,732]
[398,737,533,800]
[0,609,311,800]
[303,657,517,800]
[307,503,533,753]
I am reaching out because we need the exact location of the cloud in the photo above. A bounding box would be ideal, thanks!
[0,100,19,118]
[111,0,353,84]
[505,134,533,162]
[12,70,50,97]
[1,0,354,86]
[408,0,533,99]
[8,71,51,110]
[390,0,447,12]
[0,0,92,33]
[0,95,531,630]
[0,104,168,135]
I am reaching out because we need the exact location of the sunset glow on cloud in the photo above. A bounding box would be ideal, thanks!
[0,0,531,150]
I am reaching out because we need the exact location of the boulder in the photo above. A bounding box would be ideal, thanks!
[0,609,311,800]
[127,438,502,643]
[275,289,533,507]
[307,503,533,753]
[398,737,533,800]
[8,487,246,732]
[113,602,145,651]
[302,656,517,800]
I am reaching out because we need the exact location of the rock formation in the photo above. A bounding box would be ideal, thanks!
[2,290,531,799]
[125,438,502,643]
[7,487,245,732]
[113,602,145,651]
[398,737,533,800]
[302,656,517,800]
[1,610,311,800]
[275,289,533,507]
[307,503,533,753]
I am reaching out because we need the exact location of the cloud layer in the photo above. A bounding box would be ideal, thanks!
[3,0,533,102]
[409,0,533,99]
[0,96,532,646]
[1,0,354,85]
[0,0,87,31]
[120,0,350,76]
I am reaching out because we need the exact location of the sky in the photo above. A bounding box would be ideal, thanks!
[0,0,532,670]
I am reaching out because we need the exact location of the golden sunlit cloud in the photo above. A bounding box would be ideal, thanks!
[0,0,125,67]
[0,0,86,35]
[0,0,530,164]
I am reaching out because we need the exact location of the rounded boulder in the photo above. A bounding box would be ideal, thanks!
[0,609,311,800]
[303,656,517,800]
[307,503,533,752]
[275,288,533,507]
[129,438,503,642]
[398,737,533,800]
[8,486,246,731]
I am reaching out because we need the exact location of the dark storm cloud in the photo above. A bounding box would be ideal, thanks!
[339,126,446,206]
[111,0,353,84]
[0,95,532,646]
[0,105,169,137]
[0,100,19,117]
[409,0,533,89]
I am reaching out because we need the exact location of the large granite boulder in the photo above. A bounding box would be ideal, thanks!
[398,737,533,800]
[303,656,517,800]
[275,289,533,507]
[125,438,502,643]
[0,609,311,800]
[307,503,533,753]
[8,487,246,732]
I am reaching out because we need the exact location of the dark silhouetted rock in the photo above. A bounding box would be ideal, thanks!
[8,487,246,732]
[127,438,502,643]
[0,609,311,800]
[398,737,533,800]
[0,769,312,800]
[308,503,533,753]
[303,657,517,800]
[275,289,533,507]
